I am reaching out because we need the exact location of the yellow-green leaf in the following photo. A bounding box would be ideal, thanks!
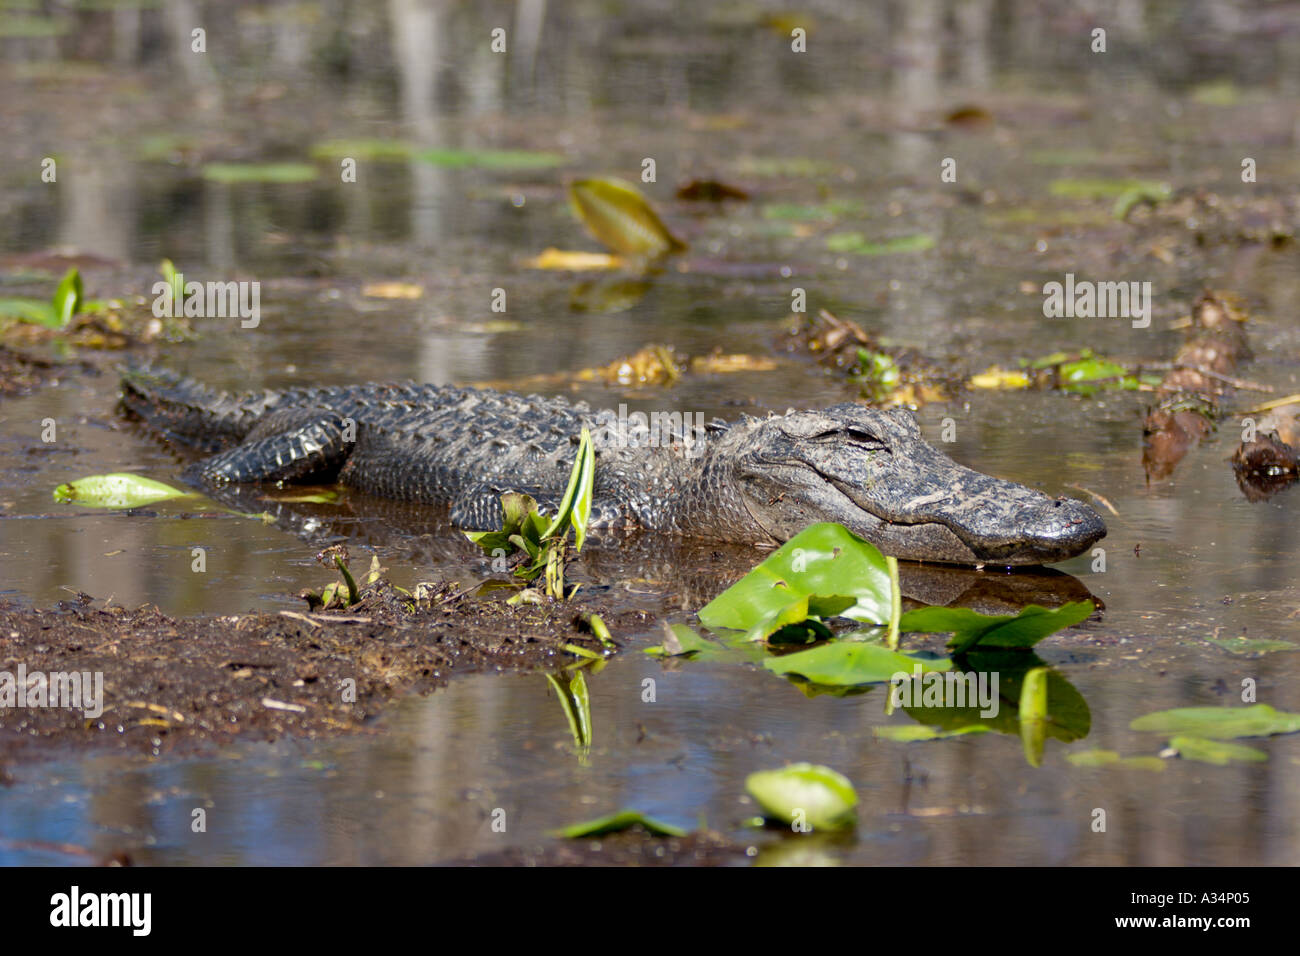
[568,178,686,258]
[54,473,191,508]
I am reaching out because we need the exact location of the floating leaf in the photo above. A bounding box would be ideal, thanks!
[1130,704,1300,739]
[201,162,319,184]
[524,248,622,271]
[1066,749,1165,771]
[765,641,950,686]
[272,490,341,504]
[899,601,1094,655]
[699,523,893,640]
[644,624,764,664]
[873,724,989,742]
[53,474,191,508]
[825,232,934,256]
[970,366,1032,389]
[1113,184,1171,220]
[552,809,686,839]
[1168,735,1268,765]
[745,763,857,831]
[362,282,423,299]
[568,178,687,258]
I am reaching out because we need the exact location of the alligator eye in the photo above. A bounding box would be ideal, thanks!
[818,427,885,449]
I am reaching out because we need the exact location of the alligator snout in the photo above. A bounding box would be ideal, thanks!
[983,494,1108,565]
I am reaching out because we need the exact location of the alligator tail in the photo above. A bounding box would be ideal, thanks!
[119,363,277,453]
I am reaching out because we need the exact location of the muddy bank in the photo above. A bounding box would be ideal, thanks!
[0,584,645,764]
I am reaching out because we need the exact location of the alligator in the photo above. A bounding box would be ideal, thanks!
[119,365,1107,566]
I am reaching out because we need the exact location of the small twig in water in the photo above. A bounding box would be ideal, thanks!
[1065,484,1119,517]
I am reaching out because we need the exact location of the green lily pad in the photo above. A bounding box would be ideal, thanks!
[1066,749,1165,771]
[201,162,319,184]
[872,724,989,742]
[552,809,687,839]
[745,763,857,831]
[825,232,935,256]
[1130,704,1300,739]
[644,624,765,664]
[699,523,893,641]
[898,601,1094,654]
[765,640,950,686]
[1168,735,1268,766]
[53,474,191,508]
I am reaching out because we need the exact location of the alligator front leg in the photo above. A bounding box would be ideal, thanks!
[185,416,351,484]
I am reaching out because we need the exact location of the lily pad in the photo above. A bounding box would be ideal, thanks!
[1131,704,1300,739]
[201,162,319,184]
[825,233,934,256]
[53,474,191,508]
[872,724,989,742]
[699,523,893,641]
[644,624,765,664]
[745,763,857,831]
[765,641,950,686]
[898,601,1095,654]
[552,809,687,839]
[568,178,686,259]
[1168,735,1268,766]
[1066,750,1165,771]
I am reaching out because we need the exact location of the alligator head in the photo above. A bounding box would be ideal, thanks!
[715,404,1106,566]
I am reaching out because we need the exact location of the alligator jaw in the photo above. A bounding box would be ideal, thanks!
[831,475,1108,565]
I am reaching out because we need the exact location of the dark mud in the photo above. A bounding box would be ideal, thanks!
[0,583,645,764]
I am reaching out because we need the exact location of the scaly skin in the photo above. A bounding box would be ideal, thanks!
[119,364,1107,566]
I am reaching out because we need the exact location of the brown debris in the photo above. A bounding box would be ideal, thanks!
[1142,291,1251,480]
[780,309,951,407]
[1232,432,1300,502]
